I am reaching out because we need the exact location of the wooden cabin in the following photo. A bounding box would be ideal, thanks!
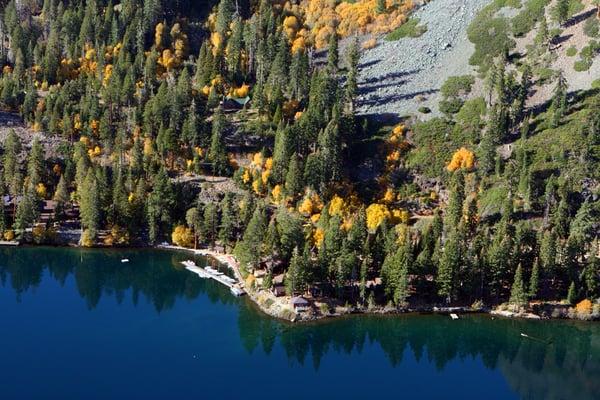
[291,296,310,311]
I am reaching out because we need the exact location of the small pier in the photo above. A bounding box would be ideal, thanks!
[182,260,246,296]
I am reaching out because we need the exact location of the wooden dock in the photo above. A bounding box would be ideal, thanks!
[182,260,245,296]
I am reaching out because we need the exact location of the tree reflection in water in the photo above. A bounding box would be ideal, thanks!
[1,247,598,400]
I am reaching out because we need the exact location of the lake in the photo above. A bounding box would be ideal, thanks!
[0,247,598,399]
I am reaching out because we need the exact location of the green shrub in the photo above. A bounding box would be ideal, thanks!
[592,79,600,89]
[574,59,591,72]
[468,10,516,71]
[452,97,487,145]
[440,75,475,98]
[418,106,431,114]
[385,18,427,41]
[566,46,577,57]
[583,17,599,38]
[574,41,600,72]
[536,67,555,84]
[551,0,585,23]
[439,75,475,116]
[439,98,464,116]
[511,0,551,37]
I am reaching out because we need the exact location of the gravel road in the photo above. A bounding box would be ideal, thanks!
[356,0,492,120]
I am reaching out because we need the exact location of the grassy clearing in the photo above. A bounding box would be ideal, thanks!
[385,18,427,41]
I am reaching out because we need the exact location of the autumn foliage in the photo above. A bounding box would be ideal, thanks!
[447,148,475,172]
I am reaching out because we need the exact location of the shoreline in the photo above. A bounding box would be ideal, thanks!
[156,244,600,324]
[4,241,598,323]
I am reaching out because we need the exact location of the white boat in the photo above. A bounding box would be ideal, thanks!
[121,259,130,263]
[450,313,459,320]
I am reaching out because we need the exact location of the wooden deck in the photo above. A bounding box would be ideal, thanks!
[182,260,246,296]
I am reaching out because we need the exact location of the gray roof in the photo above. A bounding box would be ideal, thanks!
[291,296,309,306]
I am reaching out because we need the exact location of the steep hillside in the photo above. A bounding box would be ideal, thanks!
[357,0,490,118]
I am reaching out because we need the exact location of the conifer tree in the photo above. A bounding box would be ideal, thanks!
[79,170,100,241]
[445,171,465,229]
[216,0,236,38]
[236,202,267,268]
[382,237,412,306]
[555,0,569,26]
[284,153,303,198]
[14,185,38,239]
[219,193,237,246]
[327,30,339,74]
[551,72,567,128]
[584,252,599,298]
[529,259,540,299]
[438,227,461,304]
[209,107,230,175]
[567,281,577,304]
[345,37,360,110]
[509,264,527,306]
[286,246,307,295]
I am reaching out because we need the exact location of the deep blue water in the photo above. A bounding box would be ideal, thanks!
[0,247,598,400]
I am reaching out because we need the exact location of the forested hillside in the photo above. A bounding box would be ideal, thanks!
[0,0,598,318]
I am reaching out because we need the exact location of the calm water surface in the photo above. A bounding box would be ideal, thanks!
[0,247,598,400]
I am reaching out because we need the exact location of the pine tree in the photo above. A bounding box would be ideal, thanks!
[27,138,45,188]
[529,259,540,299]
[327,30,339,74]
[567,281,577,304]
[584,252,599,298]
[209,107,230,175]
[219,193,237,246]
[445,171,465,229]
[535,16,549,49]
[226,18,244,81]
[318,118,342,186]
[216,0,236,38]
[509,264,527,306]
[14,185,38,239]
[553,192,570,239]
[437,228,461,303]
[202,203,219,246]
[286,246,307,296]
[284,153,303,198]
[345,37,360,110]
[146,168,175,244]
[79,170,100,241]
[185,206,202,248]
[236,202,267,268]
[539,229,557,272]
[551,72,567,128]
[276,208,304,263]
[555,0,569,26]
[376,0,387,14]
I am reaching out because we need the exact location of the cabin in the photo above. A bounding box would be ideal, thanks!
[272,273,285,286]
[39,200,58,223]
[221,96,250,112]
[291,296,310,311]
[272,285,286,297]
